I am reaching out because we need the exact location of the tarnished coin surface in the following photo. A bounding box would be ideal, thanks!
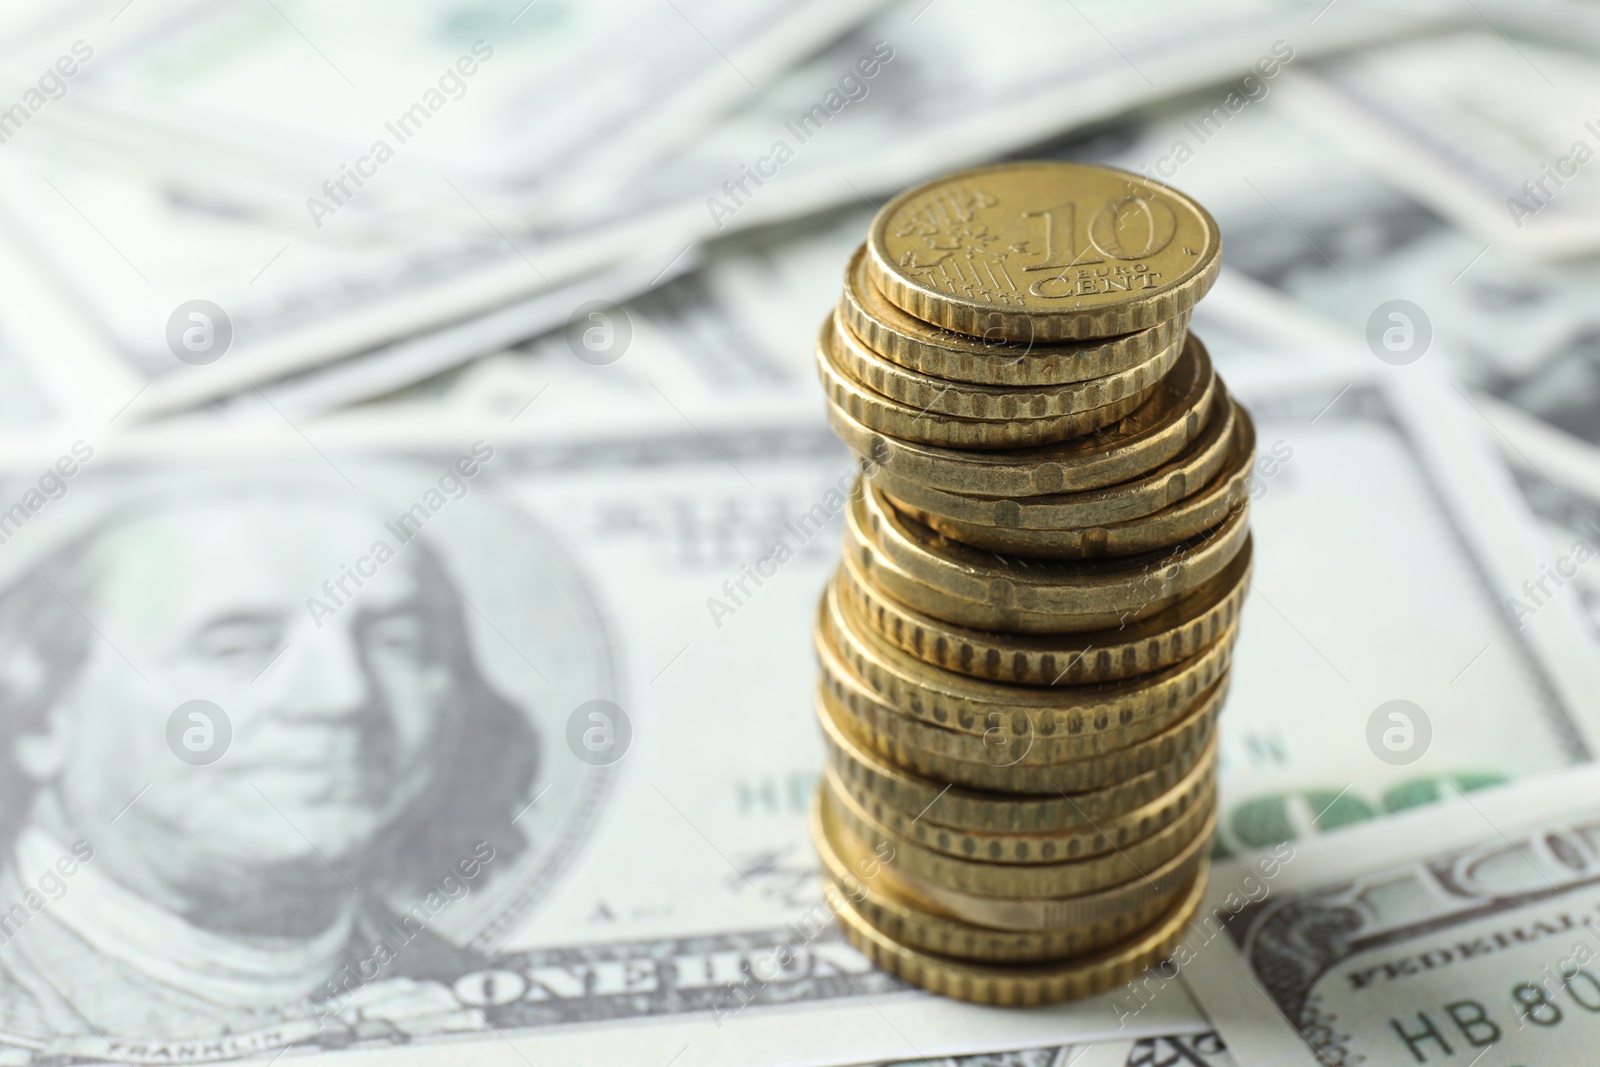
[826,333,1216,497]
[867,161,1221,341]
[825,854,1207,1005]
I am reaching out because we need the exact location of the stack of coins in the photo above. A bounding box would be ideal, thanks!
[809,162,1252,1006]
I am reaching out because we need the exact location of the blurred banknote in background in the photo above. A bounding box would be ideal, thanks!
[0,0,1444,418]
[1,0,1600,1063]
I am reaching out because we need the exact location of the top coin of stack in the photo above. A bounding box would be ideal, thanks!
[809,161,1252,1006]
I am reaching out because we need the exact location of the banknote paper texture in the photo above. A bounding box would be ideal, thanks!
[412,211,1600,861]
[0,334,1592,1064]
[1196,358,1600,856]
[0,0,871,418]
[0,0,1449,417]
[1180,764,1600,1066]
[1481,397,1600,647]
[1281,30,1600,258]
[862,1031,1240,1067]
[0,420,1217,1066]
[1035,93,1600,446]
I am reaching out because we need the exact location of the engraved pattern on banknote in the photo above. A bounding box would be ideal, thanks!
[1220,812,1600,1061]
[0,458,620,1063]
[1125,1031,1234,1066]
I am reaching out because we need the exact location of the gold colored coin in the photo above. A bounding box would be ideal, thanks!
[815,676,1224,795]
[820,578,1235,749]
[819,660,1217,832]
[812,791,1175,963]
[867,161,1221,342]
[815,633,1221,771]
[828,308,1179,421]
[838,540,1250,685]
[830,734,1216,865]
[848,481,1251,630]
[817,320,1154,451]
[827,332,1215,495]
[847,508,1256,637]
[839,243,1190,387]
[826,769,1214,897]
[825,858,1208,1006]
[895,404,1257,559]
[861,815,1213,936]
[869,392,1238,532]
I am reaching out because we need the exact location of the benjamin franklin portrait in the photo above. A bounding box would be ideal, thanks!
[0,456,614,1058]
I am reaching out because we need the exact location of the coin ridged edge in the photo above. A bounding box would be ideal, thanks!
[824,333,1217,496]
[838,530,1251,684]
[824,858,1208,1005]
[865,162,1222,342]
[812,790,1180,963]
[840,243,1193,386]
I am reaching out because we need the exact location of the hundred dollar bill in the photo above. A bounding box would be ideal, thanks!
[16,0,879,225]
[388,207,876,420]
[1183,283,1600,857]
[1279,29,1600,258]
[0,412,1211,1066]
[0,0,873,420]
[233,243,704,421]
[866,1031,1238,1067]
[0,0,1452,418]
[398,208,1600,870]
[1473,391,1600,648]
[1059,92,1600,447]
[632,0,1452,232]
[1177,763,1600,1066]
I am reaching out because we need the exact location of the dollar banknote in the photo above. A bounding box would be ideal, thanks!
[630,0,1451,227]
[0,0,1455,419]
[1133,284,1600,858]
[1280,28,1600,258]
[1486,399,1600,648]
[1044,89,1600,448]
[14,0,878,223]
[0,415,1220,1065]
[1177,763,1600,1065]
[390,206,876,420]
[403,205,1600,867]
[2,320,1590,1061]
[0,0,872,420]
[868,1031,1239,1067]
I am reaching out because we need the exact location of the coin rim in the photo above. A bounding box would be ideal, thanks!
[814,674,1227,795]
[866,161,1222,342]
[826,332,1216,496]
[811,790,1185,963]
[869,391,1240,532]
[838,518,1252,684]
[828,733,1218,864]
[895,403,1257,558]
[840,242,1192,386]
[824,856,1209,1005]
[851,479,1252,620]
[848,801,1216,931]
[817,317,1155,450]
[829,304,1182,420]
[820,578,1238,744]
[825,769,1216,897]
